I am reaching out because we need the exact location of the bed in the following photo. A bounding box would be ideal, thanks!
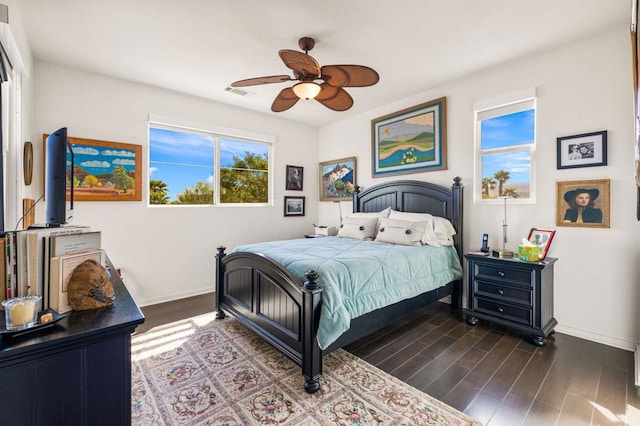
[215,178,464,393]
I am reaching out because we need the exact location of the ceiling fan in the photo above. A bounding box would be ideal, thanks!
[230,37,379,112]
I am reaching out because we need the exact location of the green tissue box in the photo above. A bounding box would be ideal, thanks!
[518,245,540,262]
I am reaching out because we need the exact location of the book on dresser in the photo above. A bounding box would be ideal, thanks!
[49,249,104,314]
[25,225,91,309]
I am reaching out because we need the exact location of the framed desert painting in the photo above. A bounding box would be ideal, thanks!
[44,135,142,202]
[371,97,447,177]
[556,179,610,228]
[319,156,356,201]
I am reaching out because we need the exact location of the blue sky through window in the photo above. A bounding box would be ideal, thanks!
[480,109,534,184]
[149,127,269,201]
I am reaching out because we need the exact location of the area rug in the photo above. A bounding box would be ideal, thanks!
[131,313,481,425]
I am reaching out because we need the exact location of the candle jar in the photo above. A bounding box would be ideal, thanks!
[2,296,42,331]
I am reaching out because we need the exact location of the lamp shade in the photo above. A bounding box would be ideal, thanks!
[292,82,321,100]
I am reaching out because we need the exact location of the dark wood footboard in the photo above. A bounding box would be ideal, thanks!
[215,247,324,392]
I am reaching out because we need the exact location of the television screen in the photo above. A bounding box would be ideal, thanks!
[44,127,74,226]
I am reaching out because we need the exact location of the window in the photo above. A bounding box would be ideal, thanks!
[474,88,536,203]
[148,116,273,206]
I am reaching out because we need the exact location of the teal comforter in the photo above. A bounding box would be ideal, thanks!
[234,237,463,350]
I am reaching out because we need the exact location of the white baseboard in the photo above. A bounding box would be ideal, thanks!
[136,288,214,308]
[555,323,635,351]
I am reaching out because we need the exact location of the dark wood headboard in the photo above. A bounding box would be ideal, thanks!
[352,177,464,259]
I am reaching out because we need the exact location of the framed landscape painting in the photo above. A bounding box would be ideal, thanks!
[319,157,356,201]
[44,135,142,201]
[371,97,447,177]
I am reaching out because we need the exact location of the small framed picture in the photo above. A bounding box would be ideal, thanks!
[526,228,556,260]
[556,130,607,169]
[285,165,303,191]
[556,179,610,228]
[319,156,357,201]
[284,196,305,216]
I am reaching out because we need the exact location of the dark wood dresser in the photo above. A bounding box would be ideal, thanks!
[463,254,557,346]
[0,259,144,425]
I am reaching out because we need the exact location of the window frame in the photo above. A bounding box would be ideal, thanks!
[148,114,275,207]
[473,88,537,205]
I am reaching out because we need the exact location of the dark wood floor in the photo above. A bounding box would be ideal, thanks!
[138,294,639,425]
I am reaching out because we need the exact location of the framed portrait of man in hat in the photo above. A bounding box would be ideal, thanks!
[556,179,610,228]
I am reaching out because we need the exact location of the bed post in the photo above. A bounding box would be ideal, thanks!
[451,177,464,314]
[302,270,323,393]
[214,246,226,320]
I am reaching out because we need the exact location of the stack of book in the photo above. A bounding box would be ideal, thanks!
[1,226,102,313]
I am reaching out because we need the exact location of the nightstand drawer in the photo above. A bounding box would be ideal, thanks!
[474,297,532,326]
[475,281,532,306]
[475,264,531,286]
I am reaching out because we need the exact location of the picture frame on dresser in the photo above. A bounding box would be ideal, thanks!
[527,228,555,260]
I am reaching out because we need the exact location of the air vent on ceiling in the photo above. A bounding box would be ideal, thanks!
[225,86,249,96]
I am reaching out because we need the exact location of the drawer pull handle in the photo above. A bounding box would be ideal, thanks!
[497,289,504,295]
[497,307,504,313]
[498,271,505,277]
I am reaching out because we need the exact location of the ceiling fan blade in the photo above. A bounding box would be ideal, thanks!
[315,84,353,111]
[271,87,300,112]
[321,65,379,87]
[279,49,321,77]
[231,75,293,87]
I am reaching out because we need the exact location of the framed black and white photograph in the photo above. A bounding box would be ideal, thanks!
[284,196,305,216]
[556,130,607,169]
[285,165,303,191]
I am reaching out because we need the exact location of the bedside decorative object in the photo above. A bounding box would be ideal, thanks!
[492,196,513,258]
[556,179,610,228]
[526,228,555,260]
[464,255,557,346]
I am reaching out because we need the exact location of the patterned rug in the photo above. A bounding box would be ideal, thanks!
[131,313,481,425]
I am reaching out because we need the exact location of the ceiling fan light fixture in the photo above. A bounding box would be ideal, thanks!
[292,81,321,100]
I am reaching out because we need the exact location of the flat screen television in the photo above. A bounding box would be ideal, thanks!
[44,127,74,227]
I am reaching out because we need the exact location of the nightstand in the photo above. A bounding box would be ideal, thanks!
[463,254,557,346]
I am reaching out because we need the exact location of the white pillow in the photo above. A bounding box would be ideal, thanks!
[387,210,456,246]
[337,216,379,240]
[374,218,426,246]
[343,207,391,235]
[388,210,437,243]
[433,217,456,246]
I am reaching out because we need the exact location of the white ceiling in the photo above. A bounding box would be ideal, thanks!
[16,0,630,128]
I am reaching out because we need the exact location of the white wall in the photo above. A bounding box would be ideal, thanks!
[318,26,640,351]
[32,62,319,306]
